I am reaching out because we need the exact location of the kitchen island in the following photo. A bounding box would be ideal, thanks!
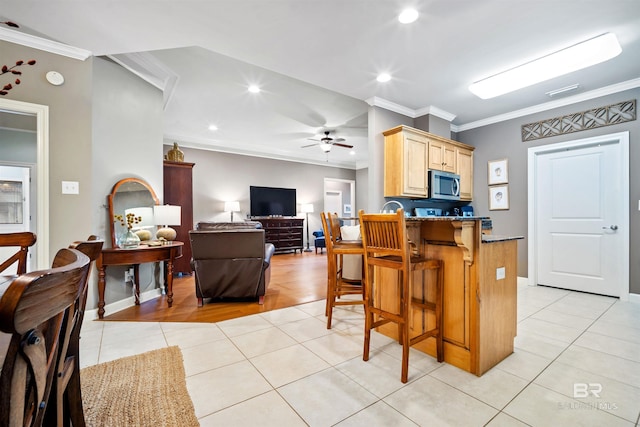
[375,216,523,376]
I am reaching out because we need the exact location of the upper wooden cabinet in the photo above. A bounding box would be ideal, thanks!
[456,147,474,201]
[383,125,474,200]
[428,139,456,173]
[383,126,429,197]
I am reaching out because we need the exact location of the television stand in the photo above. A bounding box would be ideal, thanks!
[252,217,304,254]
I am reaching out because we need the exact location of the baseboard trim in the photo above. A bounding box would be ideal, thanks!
[517,276,529,286]
[85,288,162,320]
[628,293,640,304]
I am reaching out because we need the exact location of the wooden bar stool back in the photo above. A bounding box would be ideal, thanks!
[320,212,365,329]
[0,248,90,426]
[358,208,443,383]
[0,232,37,276]
[47,236,103,426]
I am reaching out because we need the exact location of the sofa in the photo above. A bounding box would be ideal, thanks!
[189,221,276,306]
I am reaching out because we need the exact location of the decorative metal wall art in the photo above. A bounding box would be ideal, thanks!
[521,99,636,142]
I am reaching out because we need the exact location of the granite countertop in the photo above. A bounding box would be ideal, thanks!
[482,235,524,243]
[406,216,490,221]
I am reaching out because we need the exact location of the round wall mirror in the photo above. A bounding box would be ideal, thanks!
[108,178,159,247]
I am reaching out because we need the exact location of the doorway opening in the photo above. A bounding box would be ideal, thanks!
[323,178,355,222]
[0,99,49,269]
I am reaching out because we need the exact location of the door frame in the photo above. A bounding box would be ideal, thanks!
[527,131,629,301]
[0,98,49,269]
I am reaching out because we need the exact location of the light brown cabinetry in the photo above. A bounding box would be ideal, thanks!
[383,125,474,199]
[383,127,428,197]
[456,147,474,200]
[377,218,519,376]
[428,139,456,173]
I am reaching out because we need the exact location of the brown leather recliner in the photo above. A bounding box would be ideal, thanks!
[189,222,276,306]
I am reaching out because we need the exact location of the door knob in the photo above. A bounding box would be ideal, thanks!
[602,225,619,230]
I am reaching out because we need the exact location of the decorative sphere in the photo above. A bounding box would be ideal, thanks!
[135,229,152,241]
[156,227,177,241]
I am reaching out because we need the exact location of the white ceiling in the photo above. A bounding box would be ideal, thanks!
[2,1,639,169]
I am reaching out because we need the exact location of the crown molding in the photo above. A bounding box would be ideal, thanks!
[0,27,91,60]
[108,52,179,108]
[416,105,457,122]
[163,133,358,170]
[455,77,640,132]
[366,96,416,118]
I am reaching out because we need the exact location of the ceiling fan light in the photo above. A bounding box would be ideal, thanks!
[469,32,622,99]
[320,142,332,153]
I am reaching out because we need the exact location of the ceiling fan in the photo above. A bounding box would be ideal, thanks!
[302,131,353,153]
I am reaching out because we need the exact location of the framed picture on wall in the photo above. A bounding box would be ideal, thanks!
[488,158,508,185]
[343,204,352,215]
[489,185,509,210]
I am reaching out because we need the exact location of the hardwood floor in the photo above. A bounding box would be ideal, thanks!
[102,250,328,323]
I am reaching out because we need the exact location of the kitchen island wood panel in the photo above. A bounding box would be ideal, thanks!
[376,217,521,376]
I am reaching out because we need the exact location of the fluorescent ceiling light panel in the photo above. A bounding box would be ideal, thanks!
[469,33,622,99]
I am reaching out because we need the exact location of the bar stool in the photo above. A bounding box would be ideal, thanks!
[358,208,443,383]
[321,212,365,329]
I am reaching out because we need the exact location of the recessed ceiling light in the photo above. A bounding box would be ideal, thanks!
[398,9,419,24]
[350,150,356,156]
[208,124,218,131]
[469,32,622,99]
[248,85,260,93]
[377,73,391,83]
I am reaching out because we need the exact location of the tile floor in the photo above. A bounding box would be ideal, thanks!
[80,283,640,426]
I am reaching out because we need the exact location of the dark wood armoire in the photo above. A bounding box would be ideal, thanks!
[163,160,195,275]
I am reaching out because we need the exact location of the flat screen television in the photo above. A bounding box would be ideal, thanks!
[250,186,297,217]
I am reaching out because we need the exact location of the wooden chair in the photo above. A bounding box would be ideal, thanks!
[358,208,443,383]
[46,236,103,426]
[321,212,365,329]
[0,247,90,426]
[0,232,37,275]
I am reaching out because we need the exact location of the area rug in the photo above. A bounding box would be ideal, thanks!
[81,346,199,426]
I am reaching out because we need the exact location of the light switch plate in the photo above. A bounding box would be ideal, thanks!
[496,266,506,280]
[62,181,79,194]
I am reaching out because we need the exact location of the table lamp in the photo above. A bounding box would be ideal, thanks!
[224,201,240,222]
[154,204,181,241]
[301,203,314,252]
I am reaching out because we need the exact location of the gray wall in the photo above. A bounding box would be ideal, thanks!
[91,57,164,309]
[166,146,357,248]
[1,40,94,262]
[458,88,640,294]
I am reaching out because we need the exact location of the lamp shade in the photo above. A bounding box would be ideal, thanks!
[301,203,314,213]
[124,207,155,230]
[224,201,240,212]
[153,205,181,226]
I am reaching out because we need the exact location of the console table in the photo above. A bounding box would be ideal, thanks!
[252,217,304,253]
[96,241,183,319]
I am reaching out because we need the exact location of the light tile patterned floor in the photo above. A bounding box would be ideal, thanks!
[81,284,640,426]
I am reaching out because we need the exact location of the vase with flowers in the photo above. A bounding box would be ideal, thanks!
[114,212,142,248]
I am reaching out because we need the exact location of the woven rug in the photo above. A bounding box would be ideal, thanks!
[81,346,199,426]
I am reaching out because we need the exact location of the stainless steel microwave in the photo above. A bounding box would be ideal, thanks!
[428,170,461,201]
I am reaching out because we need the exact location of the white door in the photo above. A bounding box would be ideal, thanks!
[530,133,628,297]
[324,190,342,216]
[0,166,32,273]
